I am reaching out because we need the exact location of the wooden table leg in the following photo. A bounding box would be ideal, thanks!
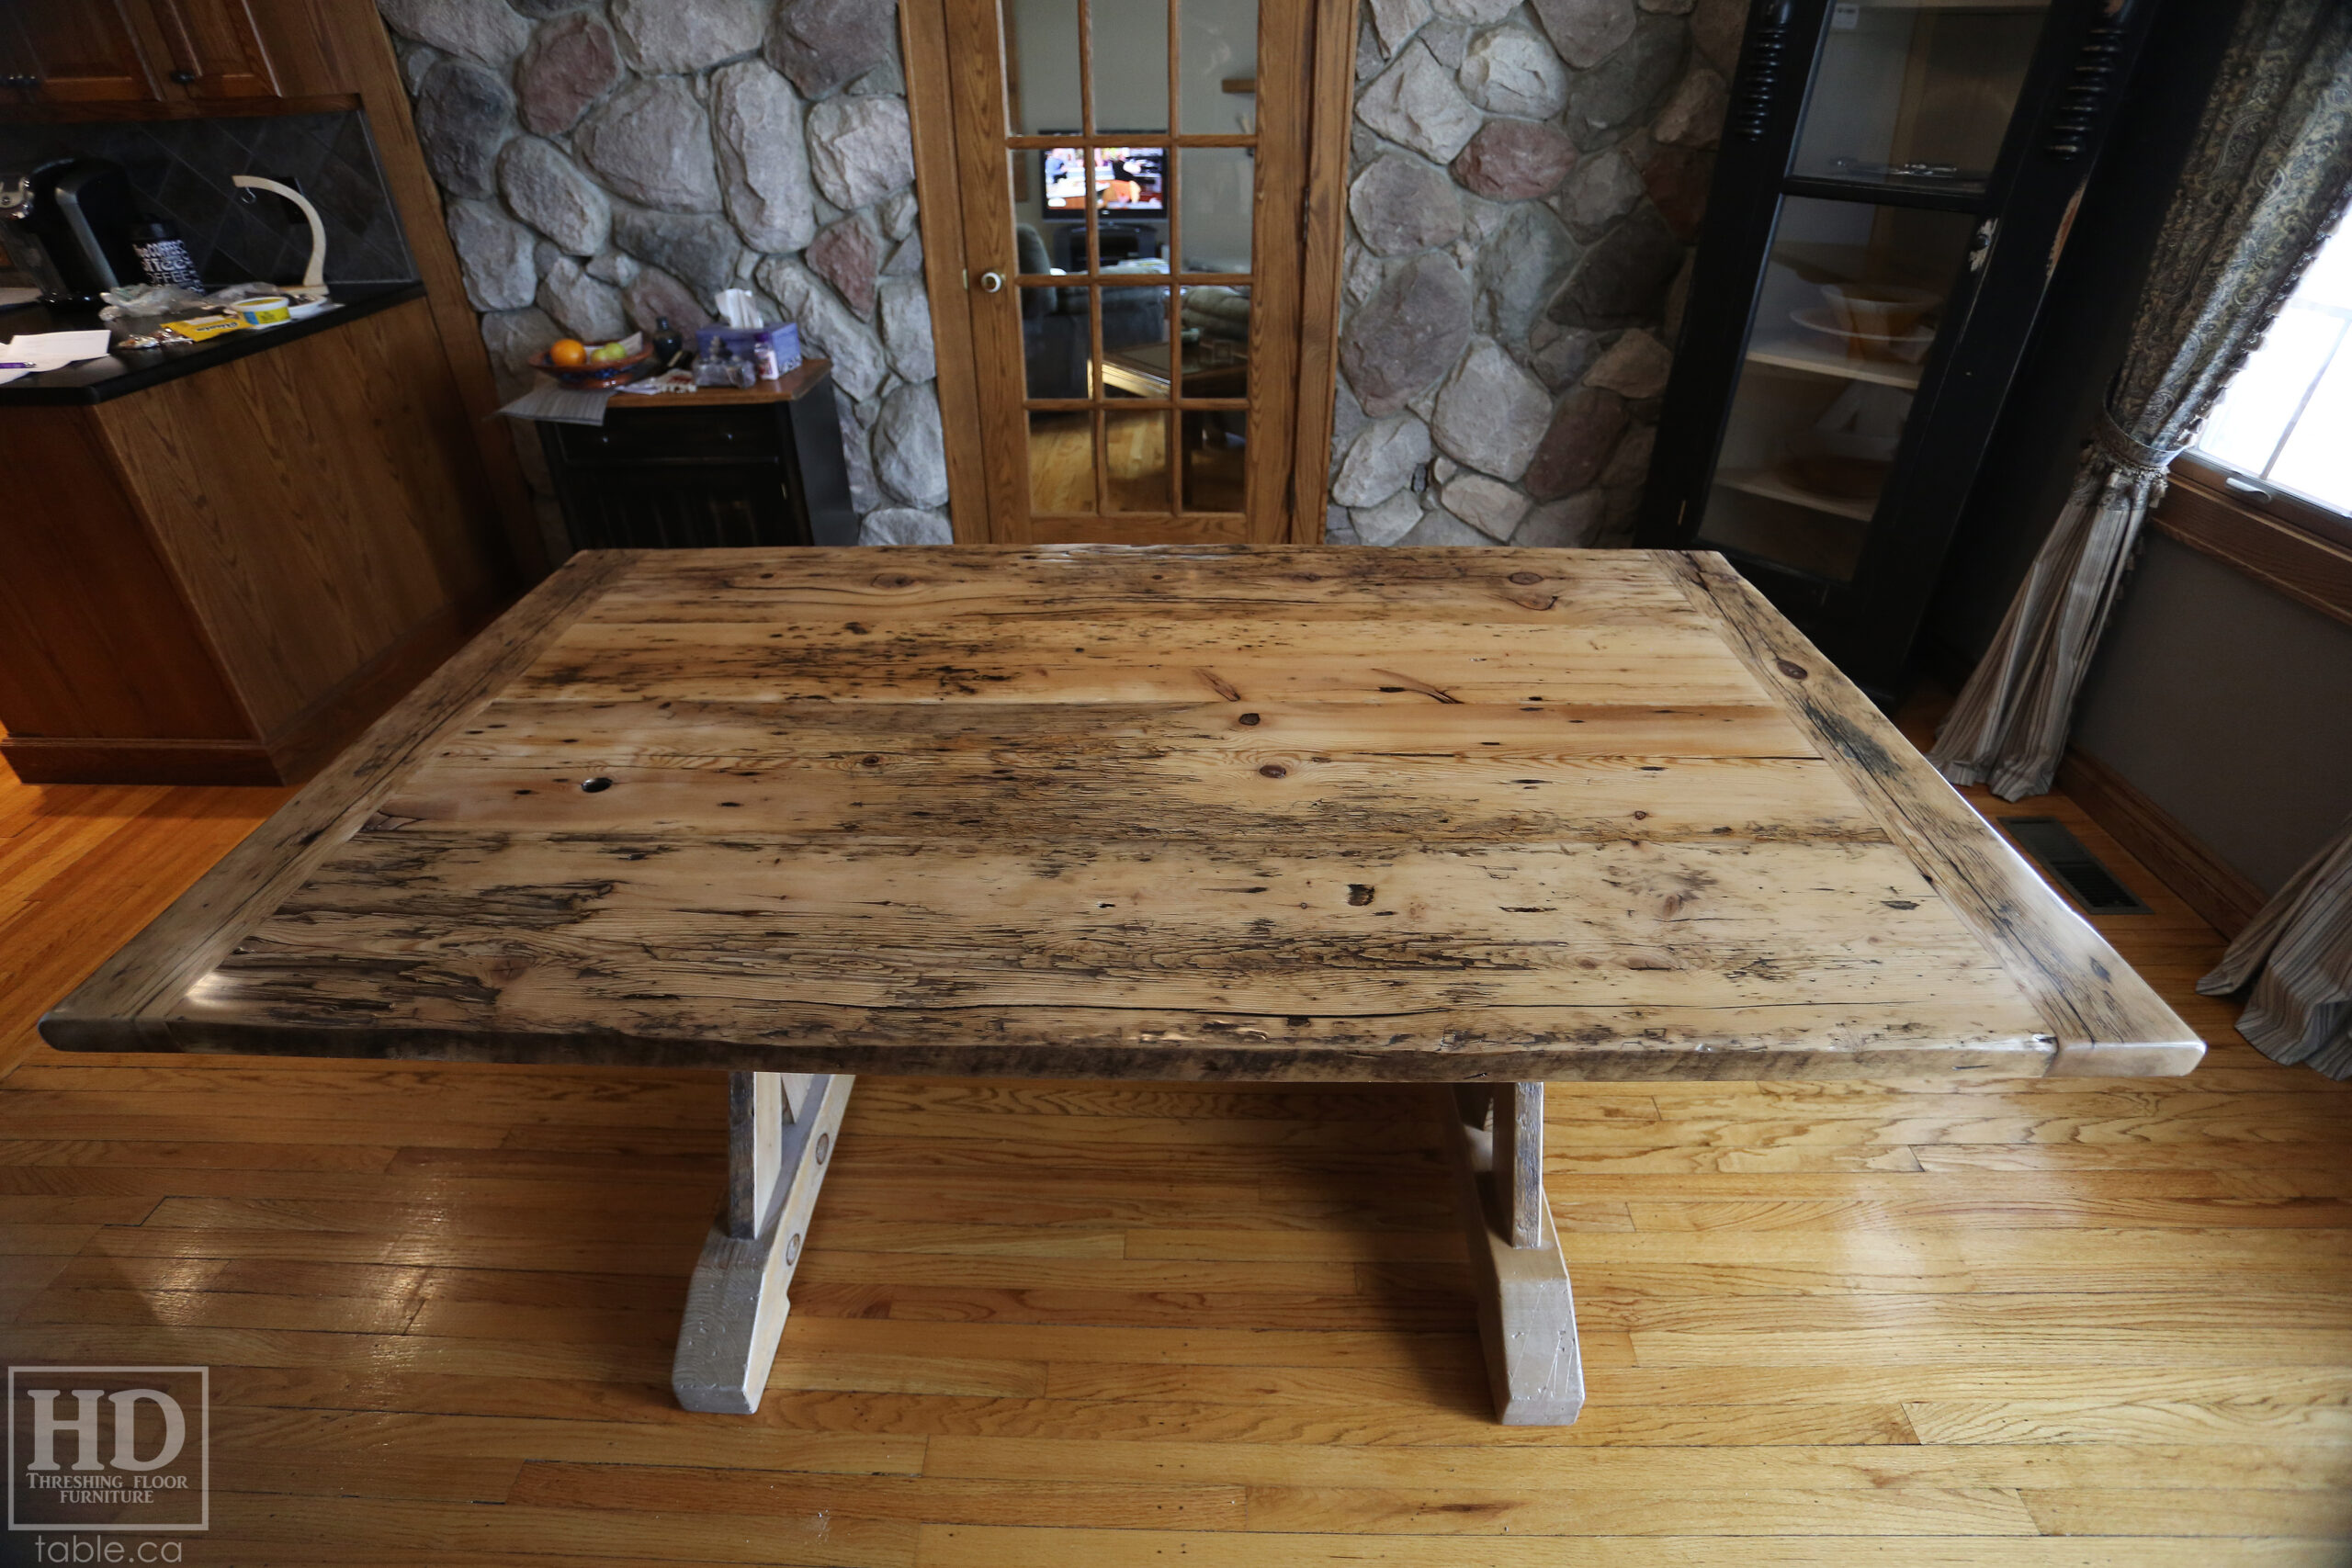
[673,1070,853,1414]
[1439,1083,1584,1426]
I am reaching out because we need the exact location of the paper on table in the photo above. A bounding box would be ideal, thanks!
[4,329,113,367]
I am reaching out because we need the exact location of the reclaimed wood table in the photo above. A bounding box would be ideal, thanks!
[45,547,2202,1424]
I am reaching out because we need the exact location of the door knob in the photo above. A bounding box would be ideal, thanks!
[978,271,1005,293]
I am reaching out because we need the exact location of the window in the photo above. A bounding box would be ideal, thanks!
[2188,220,2352,536]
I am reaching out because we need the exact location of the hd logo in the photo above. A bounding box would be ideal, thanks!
[7,1370,207,1535]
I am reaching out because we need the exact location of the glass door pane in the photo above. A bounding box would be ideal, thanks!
[1792,0,2047,197]
[1696,195,1973,581]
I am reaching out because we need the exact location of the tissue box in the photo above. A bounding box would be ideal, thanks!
[694,321,800,371]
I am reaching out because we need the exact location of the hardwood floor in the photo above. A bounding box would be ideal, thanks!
[0,697,2346,1564]
[1027,409,1248,515]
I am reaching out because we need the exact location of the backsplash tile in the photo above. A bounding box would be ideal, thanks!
[0,109,416,289]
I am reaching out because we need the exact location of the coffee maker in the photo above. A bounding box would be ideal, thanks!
[0,158,144,307]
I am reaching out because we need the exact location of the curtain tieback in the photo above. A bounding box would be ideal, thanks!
[2093,407,2188,477]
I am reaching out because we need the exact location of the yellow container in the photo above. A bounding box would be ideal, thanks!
[232,295,292,327]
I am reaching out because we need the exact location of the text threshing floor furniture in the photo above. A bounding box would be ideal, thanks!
[41,547,2202,1425]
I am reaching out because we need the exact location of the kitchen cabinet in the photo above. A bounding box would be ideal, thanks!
[0,0,277,104]
[1635,0,2159,703]
[0,291,514,784]
[0,0,159,103]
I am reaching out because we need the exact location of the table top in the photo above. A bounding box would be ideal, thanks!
[45,547,2200,1082]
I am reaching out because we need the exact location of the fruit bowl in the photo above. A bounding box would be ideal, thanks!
[528,344,653,388]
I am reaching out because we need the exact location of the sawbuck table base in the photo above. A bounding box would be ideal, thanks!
[673,1071,1583,1426]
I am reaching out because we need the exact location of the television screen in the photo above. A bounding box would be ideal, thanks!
[1040,145,1166,215]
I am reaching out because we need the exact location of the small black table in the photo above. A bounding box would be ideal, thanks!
[534,359,858,549]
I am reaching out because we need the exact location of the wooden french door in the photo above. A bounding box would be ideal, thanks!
[910,0,1349,543]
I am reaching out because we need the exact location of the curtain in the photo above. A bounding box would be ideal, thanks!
[1931,0,2352,801]
[2199,818,2352,1076]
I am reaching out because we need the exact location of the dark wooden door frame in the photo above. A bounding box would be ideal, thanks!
[898,0,1360,545]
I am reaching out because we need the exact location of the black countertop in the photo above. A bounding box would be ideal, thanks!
[0,281,425,407]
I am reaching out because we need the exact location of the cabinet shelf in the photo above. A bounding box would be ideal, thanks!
[1715,466,1881,524]
[1745,337,1925,390]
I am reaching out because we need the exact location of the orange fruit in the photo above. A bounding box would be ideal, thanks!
[549,338,588,368]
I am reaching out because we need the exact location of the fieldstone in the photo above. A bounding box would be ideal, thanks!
[1476,204,1577,345]
[1529,319,1600,389]
[446,199,539,311]
[1442,473,1530,539]
[1587,327,1672,399]
[1331,416,1431,508]
[850,60,905,96]
[575,79,722,212]
[377,0,528,66]
[1355,42,1483,164]
[1340,253,1473,417]
[1431,456,1458,482]
[1637,140,1712,239]
[1452,119,1576,200]
[516,12,618,136]
[707,62,815,254]
[587,250,639,287]
[1655,64,1727,147]
[1400,510,1492,547]
[879,277,934,382]
[512,0,591,16]
[873,383,949,508]
[807,214,882,320]
[1572,13,1687,140]
[397,42,440,96]
[1641,0,1693,10]
[1431,337,1551,480]
[1420,20,1468,68]
[624,264,711,334]
[613,209,742,299]
[1513,490,1604,547]
[1553,144,1644,237]
[1351,488,1426,547]
[1529,0,1633,69]
[1357,20,1385,83]
[1523,387,1627,498]
[1600,421,1657,487]
[880,189,919,242]
[1458,29,1568,119]
[1690,0,1746,73]
[497,137,610,255]
[413,60,513,199]
[610,0,763,73]
[861,508,954,546]
[1367,0,1430,58]
[1551,202,1682,325]
[1344,248,1386,309]
[1325,509,1364,546]
[806,96,915,212]
[767,0,898,97]
[758,258,888,401]
[1349,155,1461,256]
[537,255,629,341]
[884,231,923,276]
[479,305,561,396]
[1431,0,1516,22]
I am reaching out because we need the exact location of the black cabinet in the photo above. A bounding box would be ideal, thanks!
[1636,0,2157,701]
[537,367,858,550]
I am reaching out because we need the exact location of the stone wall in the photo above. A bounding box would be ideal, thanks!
[1325,0,1741,549]
[376,0,949,554]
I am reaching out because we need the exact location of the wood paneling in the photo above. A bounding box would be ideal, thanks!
[90,296,504,739]
[0,705,2343,1558]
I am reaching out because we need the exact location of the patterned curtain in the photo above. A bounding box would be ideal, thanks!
[1930,0,2352,801]
[2200,818,2352,1077]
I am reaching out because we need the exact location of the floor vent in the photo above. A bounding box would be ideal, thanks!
[1997,817,2151,915]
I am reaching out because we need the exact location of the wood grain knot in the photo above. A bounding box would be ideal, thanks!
[580,777,613,794]
[1237,713,1261,726]
[1508,571,1543,584]
[1774,659,1809,680]
[1259,764,1288,778]
[1348,885,1375,906]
